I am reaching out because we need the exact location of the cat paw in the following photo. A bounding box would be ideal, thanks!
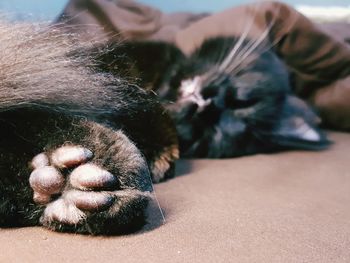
[29,145,151,235]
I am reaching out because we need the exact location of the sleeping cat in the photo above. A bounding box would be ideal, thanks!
[0,21,329,235]
[96,37,330,158]
[0,21,178,234]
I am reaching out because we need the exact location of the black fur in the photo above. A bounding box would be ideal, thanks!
[0,22,178,235]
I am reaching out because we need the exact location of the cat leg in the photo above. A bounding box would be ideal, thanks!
[29,123,153,235]
[0,185,42,227]
[146,108,179,183]
[0,193,18,227]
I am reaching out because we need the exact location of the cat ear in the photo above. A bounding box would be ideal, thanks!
[271,96,331,150]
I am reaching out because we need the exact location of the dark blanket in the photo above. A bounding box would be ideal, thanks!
[57,0,350,130]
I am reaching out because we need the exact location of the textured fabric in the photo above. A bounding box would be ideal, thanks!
[1,132,350,262]
[56,0,207,41]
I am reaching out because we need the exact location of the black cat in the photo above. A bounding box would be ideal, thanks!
[0,21,329,236]
[97,37,330,158]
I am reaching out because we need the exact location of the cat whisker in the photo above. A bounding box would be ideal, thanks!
[227,23,272,75]
[222,2,274,74]
[203,2,263,86]
[218,2,262,73]
[228,2,299,76]
[218,19,253,72]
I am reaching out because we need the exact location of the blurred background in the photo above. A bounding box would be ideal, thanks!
[0,0,349,22]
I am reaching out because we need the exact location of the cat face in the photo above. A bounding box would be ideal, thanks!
[96,38,329,158]
[159,37,329,157]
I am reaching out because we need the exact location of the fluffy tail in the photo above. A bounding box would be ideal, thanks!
[0,20,122,115]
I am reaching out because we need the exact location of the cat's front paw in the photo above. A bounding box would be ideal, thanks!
[29,145,151,235]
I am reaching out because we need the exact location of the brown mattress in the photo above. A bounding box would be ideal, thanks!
[2,132,349,262]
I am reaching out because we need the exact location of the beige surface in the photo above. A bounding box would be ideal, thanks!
[1,132,350,263]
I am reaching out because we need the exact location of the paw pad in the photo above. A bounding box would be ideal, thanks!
[70,163,118,190]
[29,145,121,224]
[29,166,64,204]
[51,145,93,169]
[28,141,153,234]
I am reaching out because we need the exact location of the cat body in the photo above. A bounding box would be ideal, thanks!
[0,21,329,235]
